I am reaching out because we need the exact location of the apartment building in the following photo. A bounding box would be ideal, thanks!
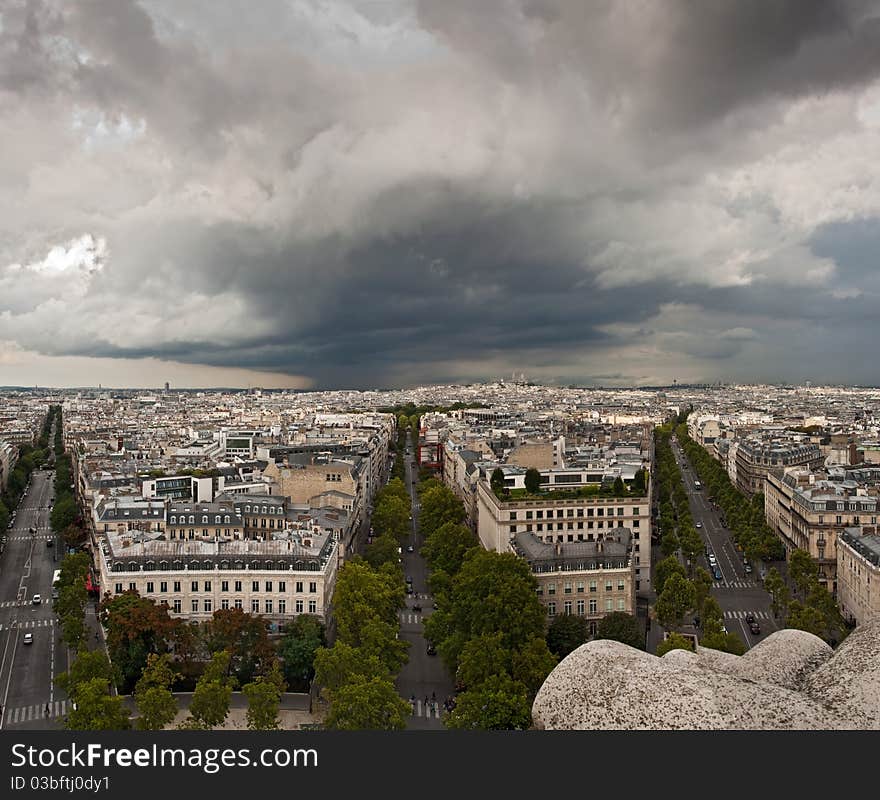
[837,527,880,626]
[476,479,651,593]
[765,467,880,594]
[0,439,17,493]
[96,525,338,626]
[735,437,824,496]
[511,529,635,634]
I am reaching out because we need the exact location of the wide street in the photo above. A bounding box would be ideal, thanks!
[394,430,455,729]
[0,464,71,730]
[670,436,780,649]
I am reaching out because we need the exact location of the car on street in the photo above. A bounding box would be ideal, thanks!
[406,584,413,594]
[46,537,53,547]
[745,613,755,624]
[412,603,422,613]
[23,633,33,645]
[712,567,722,580]
[406,544,414,553]
[708,553,717,565]
[32,594,41,605]
[743,563,753,574]
[749,620,761,635]
[426,643,437,656]
[695,521,703,528]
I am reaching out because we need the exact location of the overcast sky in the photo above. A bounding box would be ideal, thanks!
[2,0,880,389]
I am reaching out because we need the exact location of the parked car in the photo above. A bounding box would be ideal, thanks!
[23,633,33,645]
[32,594,41,605]
[745,613,756,624]
[743,563,753,574]
[712,567,722,580]
[695,521,703,528]
[749,620,761,635]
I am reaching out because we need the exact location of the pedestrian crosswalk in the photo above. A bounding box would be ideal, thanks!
[0,600,51,608]
[399,612,423,625]
[409,700,443,719]
[4,534,52,541]
[713,580,757,589]
[0,618,55,630]
[4,700,68,724]
[723,610,771,620]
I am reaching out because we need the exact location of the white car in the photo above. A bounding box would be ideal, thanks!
[23,633,33,645]
[695,522,703,528]
[32,594,41,605]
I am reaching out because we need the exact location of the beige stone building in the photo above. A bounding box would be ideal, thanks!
[836,527,880,626]
[477,479,651,593]
[735,438,824,496]
[765,467,880,595]
[511,529,635,634]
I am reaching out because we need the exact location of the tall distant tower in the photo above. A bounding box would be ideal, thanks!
[164,381,170,392]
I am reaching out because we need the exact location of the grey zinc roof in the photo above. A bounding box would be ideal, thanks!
[513,529,631,562]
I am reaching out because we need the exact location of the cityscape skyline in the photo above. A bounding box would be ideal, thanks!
[3,1,880,389]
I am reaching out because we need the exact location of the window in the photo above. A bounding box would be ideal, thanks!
[526,511,533,520]
[587,508,594,517]
[567,509,574,517]
[192,599,199,613]
[308,600,317,614]
[279,599,286,614]
[295,600,304,613]
[204,599,212,613]
[160,581,167,593]
[170,516,176,524]
[509,512,517,520]
[576,581,585,593]
[536,510,544,519]
[576,599,585,615]
[605,599,613,612]
[265,600,273,614]
[221,580,229,592]
[309,582,317,593]
[202,515,208,523]
[633,507,640,516]
[547,583,556,596]
[279,581,286,593]
[174,581,181,592]
[597,508,604,517]
[617,507,625,516]
[564,600,572,615]
[836,516,842,525]
[618,580,625,591]
[221,599,229,610]
[564,582,572,594]
[234,599,243,610]
[173,599,181,613]
[235,580,242,592]
[204,580,211,592]
[265,581,273,592]
[115,583,123,594]
[605,581,613,592]
[589,580,597,592]
[618,599,626,611]
[547,602,556,617]
[509,525,516,533]
[129,582,136,591]
[252,581,259,593]
[191,581,198,592]
[296,581,303,593]
[146,581,154,593]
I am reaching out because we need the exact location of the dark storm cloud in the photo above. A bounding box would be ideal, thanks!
[3,0,880,387]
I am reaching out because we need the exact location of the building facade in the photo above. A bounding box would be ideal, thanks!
[511,529,635,634]
[837,527,880,626]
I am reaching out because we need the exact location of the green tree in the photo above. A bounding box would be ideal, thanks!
[660,530,680,558]
[763,567,790,619]
[65,678,131,730]
[655,573,697,631]
[700,616,746,655]
[50,495,77,533]
[633,468,647,495]
[203,607,275,686]
[654,556,686,595]
[546,613,590,658]
[181,651,236,729]
[419,485,465,537]
[420,521,478,577]
[596,612,642,649]
[56,650,114,699]
[242,663,286,730]
[524,468,542,495]
[786,600,827,638]
[313,642,389,695]
[455,633,509,688]
[279,615,324,691]
[364,533,402,570]
[613,475,626,495]
[371,495,410,541]
[656,632,694,656]
[510,636,557,694]
[789,549,818,600]
[692,568,713,619]
[445,674,532,730]
[323,676,410,730]
[134,653,178,730]
[333,559,405,645]
[0,499,9,532]
[490,467,505,495]
[101,592,179,693]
